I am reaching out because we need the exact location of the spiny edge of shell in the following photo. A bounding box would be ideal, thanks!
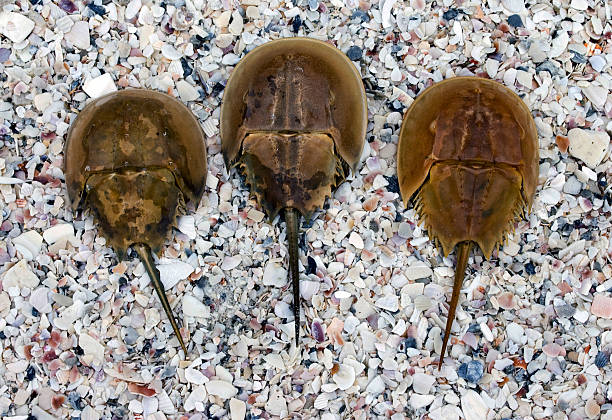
[412,187,528,259]
[493,192,528,257]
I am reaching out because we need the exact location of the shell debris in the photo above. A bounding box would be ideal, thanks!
[0,0,610,417]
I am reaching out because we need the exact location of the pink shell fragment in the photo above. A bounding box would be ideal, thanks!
[461,332,479,349]
[591,294,612,319]
[327,317,345,346]
[542,343,566,357]
[497,292,515,310]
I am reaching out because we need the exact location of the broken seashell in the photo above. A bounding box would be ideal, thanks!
[43,223,75,245]
[13,230,43,260]
[157,261,195,289]
[332,364,356,390]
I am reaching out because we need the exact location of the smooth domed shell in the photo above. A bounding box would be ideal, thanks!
[397,77,538,208]
[220,37,367,172]
[64,89,207,210]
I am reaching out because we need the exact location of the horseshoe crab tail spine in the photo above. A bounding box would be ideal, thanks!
[285,208,301,346]
[439,240,472,371]
[134,243,188,357]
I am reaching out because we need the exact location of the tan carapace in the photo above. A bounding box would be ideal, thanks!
[64,89,207,356]
[397,77,539,369]
[221,38,367,344]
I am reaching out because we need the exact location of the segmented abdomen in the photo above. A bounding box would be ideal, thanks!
[85,168,183,258]
[238,133,343,220]
[415,162,525,258]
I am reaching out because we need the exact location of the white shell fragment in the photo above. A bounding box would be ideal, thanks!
[13,230,43,260]
[182,295,210,318]
[185,368,207,385]
[83,73,118,99]
[54,300,85,330]
[125,0,142,19]
[64,21,91,50]
[29,287,51,313]
[348,231,364,249]
[265,388,287,417]
[461,390,489,420]
[34,93,53,112]
[332,364,356,390]
[176,80,200,102]
[205,380,238,399]
[0,12,35,43]
[157,391,175,414]
[157,261,194,289]
[381,0,396,28]
[410,393,436,409]
[79,332,106,365]
[81,406,100,420]
[43,223,75,245]
[501,0,525,13]
[262,260,288,287]
[7,360,29,373]
[2,260,39,288]
[375,294,399,311]
[230,398,247,420]
[582,85,608,109]
[177,215,197,239]
[365,375,385,394]
[412,372,436,394]
[567,128,610,169]
[405,262,433,280]
[1,0,610,416]
[221,255,242,270]
[0,177,24,184]
[184,385,207,410]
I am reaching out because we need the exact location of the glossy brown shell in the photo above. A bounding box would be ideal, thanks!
[220,37,367,175]
[64,89,207,256]
[397,76,539,368]
[220,38,367,344]
[398,76,538,258]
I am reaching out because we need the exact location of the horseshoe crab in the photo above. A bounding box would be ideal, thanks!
[64,89,207,356]
[220,38,367,344]
[397,77,538,368]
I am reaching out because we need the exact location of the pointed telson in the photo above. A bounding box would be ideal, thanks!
[64,89,208,359]
[134,243,188,356]
[285,208,301,345]
[219,38,367,349]
[439,241,472,370]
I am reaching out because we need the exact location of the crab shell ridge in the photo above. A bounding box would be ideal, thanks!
[220,37,367,176]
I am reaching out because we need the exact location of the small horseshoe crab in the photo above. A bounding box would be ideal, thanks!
[397,77,538,368]
[64,89,207,356]
[220,38,367,344]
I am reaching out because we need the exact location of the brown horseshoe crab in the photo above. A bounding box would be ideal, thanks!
[397,77,538,369]
[220,38,367,344]
[64,89,207,356]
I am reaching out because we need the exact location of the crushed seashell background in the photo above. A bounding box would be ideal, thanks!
[0,0,611,419]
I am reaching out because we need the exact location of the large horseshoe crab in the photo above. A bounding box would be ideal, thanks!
[397,77,538,368]
[64,89,207,356]
[220,38,367,344]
